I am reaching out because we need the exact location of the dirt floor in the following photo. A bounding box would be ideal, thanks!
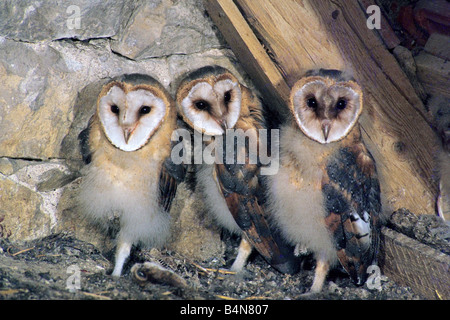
[0,231,424,301]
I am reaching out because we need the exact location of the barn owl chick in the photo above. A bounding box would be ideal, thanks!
[267,69,382,293]
[78,74,184,277]
[174,65,297,274]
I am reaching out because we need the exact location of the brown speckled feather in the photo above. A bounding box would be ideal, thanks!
[158,161,180,213]
[322,129,381,285]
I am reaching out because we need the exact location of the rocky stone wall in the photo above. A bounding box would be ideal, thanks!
[0,0,255,263]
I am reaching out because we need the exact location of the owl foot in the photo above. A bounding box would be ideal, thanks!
[229,237,253,272]
[294,243,309,256]
[111,240,132,277]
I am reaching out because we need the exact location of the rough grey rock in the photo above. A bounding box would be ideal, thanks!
[388,208,450,255]
[0,37,73,160]
[0,160,76,241]
[0,174,49,241]
[111,0,224,60]
[167,182,224,262]
[0,0,136,42]
[427,95,450,136]
[0,157,33,176]
[392,45,427,102]
[413,214,450,255]
[36,169,78,192]
[388,208,419,238]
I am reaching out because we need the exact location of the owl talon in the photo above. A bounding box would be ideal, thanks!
[294,243,308,256]
[111,239,132,277]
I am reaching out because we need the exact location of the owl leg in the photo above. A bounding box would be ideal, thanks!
[309,253,330,293]
[437,181,450,220]
[230,237,253,272]
[112,238,132,277]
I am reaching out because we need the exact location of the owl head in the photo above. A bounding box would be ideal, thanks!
[175,65,242,136]
[97,74,173,152]
[289,69,363,144]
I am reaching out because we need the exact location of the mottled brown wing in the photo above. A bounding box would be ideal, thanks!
[214,158,299,274]
[323,146,382,285]
[158,155,186,213]
[78,115,96,164]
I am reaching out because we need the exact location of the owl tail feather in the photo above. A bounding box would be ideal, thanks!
[337,211,374,286]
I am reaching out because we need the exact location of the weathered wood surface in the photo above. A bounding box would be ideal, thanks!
[203,0,290,112]
[204,0,439,216]
[357,0,400,49]
[381,227,450,300]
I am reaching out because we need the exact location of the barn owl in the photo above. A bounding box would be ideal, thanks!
[267,69,382,293]
[77,74,185,277]
[174,65,297,274]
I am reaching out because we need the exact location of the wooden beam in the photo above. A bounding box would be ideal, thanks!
[204,0,439,215]
[204,0,290,117]
[231,0,346,87]
[357,0,401,49]
[381,227,450,300]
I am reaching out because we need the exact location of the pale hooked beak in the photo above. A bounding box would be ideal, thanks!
[123,126,134,144]
[322,120,331,142]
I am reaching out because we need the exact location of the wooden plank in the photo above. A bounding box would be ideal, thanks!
[205,0,439,215]
[357,0,401,49]
[414,0,450,36]
[416,52,450,98]
[381,227,450,300]
[203,0,290,117]
[231,0,345,87]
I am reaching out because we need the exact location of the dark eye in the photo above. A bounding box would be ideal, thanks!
[195,100,210,111]
[224,91,231,103]
[306,97,318,109]
[336,99,347,110]
[111,105,120,114]
[140,106,151,115]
